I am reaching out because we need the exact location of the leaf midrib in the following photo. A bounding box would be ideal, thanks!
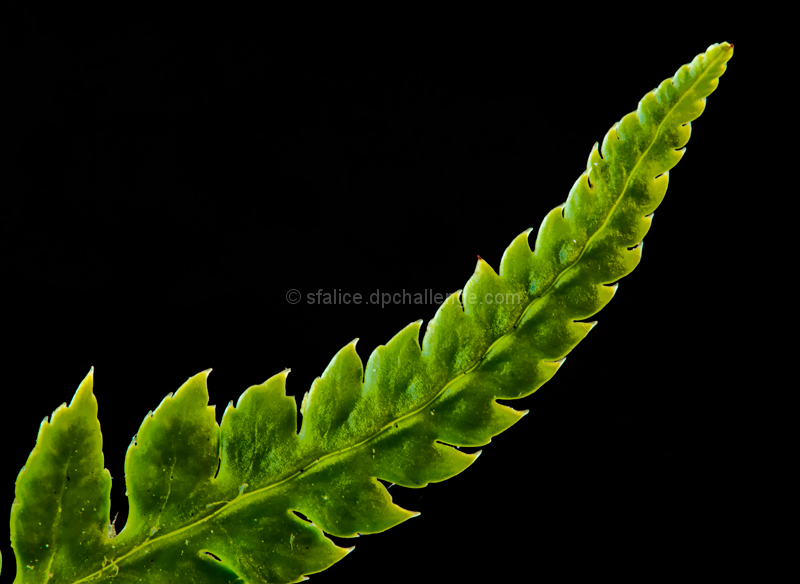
[69,50,721,584]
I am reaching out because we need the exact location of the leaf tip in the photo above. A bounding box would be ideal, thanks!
[580,321,598,333]
[344,546,356,556]
[190,368,212,386]
[69,367,96,408]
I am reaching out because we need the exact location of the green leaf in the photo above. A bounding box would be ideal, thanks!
[8,42,733,583]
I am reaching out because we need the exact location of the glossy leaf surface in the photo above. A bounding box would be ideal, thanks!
[7,42,733,583]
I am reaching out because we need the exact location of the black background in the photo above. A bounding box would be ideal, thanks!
[2,9,749,583]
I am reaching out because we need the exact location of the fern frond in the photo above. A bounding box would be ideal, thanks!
[7,42,733,583]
